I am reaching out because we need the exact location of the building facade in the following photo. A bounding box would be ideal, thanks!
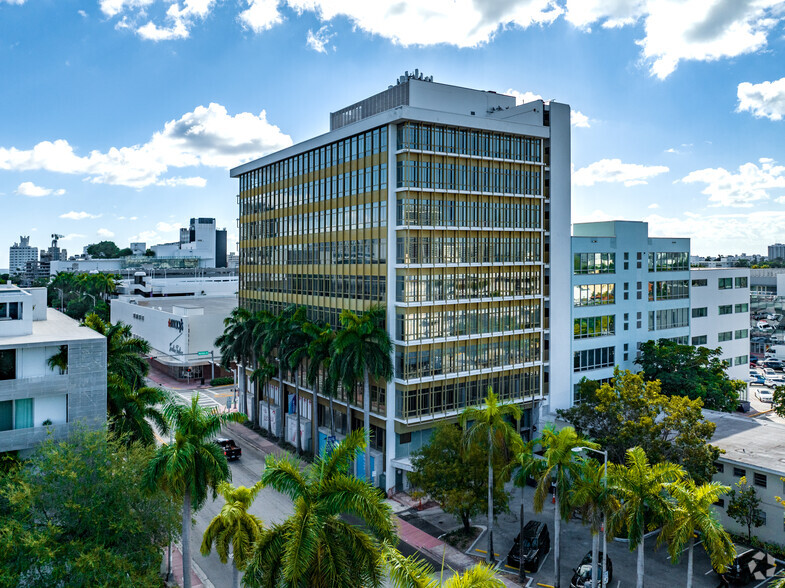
[768,243,785,261]
[231,75,571,491]
[569,221,691,408]
[9,236,38,276]
[0,284,106,454]
[152,218,228,268]
[689,268,750,383]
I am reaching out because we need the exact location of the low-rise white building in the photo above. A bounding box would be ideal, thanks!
[0,284,106,455]
[689,268,750,383]
[708,410,785,545]
[568,221,691,409]
[111,295,235,381]
[115,271,238,298]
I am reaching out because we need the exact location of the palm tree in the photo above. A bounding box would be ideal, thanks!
[261,305,299,440]
[107,374,170,446]
[200,481,264,588]
[608,447,685,588]
[331,305,393,484]
[508,439,545,583]
[527,426,597,588]
[84,313,150,388]
[459,387,522,564]
[572,458,617,588]
[278,305,311,454]
[143,395,246,588]
[384,545,505,587]
[250,360,276,434]
[46,345,68,375]
[216,307,253,417]
[248,310,273,428]
[306,321,337,440]
[663,479,735,588]
[243,429,396,588]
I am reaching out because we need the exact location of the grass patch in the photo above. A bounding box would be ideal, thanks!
[442,526,481,552]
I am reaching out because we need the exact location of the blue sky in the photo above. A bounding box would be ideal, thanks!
[1,0,785,268]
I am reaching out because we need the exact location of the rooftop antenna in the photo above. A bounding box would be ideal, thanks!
[51,234,64,248]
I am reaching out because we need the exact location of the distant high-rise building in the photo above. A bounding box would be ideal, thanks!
[768,243,785,260]
[130,242,146,256]
[152,218,228,268]
[231,73,571,491]
[9,236,37,276]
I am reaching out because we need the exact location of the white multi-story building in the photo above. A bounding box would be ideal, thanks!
[152,218,228,268]
[231,74,571,491]
[115,270,238,298]
[768,243,785,261]
[689,268,750,382]
[0,284,106,455]
[9,236,38,276]
[568,221,691,409]
[130,242,146,256]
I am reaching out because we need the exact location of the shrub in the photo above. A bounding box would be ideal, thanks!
[210,376,234,386]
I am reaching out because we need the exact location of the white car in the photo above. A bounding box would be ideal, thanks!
[758,323,775,332]
[763,368,777,378]
[757,390,774,403]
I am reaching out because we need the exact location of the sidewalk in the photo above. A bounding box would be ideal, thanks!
[162,543,211,588]
[147,364,209,391]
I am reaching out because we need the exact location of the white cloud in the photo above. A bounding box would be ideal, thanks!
[15,181,65,197]
[78,9,88,17]
[0,103,292,189]
[737,77,785,121]
[239,0,283,32]
[648,203,660,209]
[155,221,183,233]
[60,211,101,220]
[306,25,334,53]
[61,233,86,241]
[1,0,27,5]
[565,0,785,79]
[130,216,138,221]
[99,0,154,18]
[573,158,669,187]
[681,157,785,207]
[135,0,216,41]
[130,230,159,242]
[571,110,590,128]
[97,228,115,238]
[287,0,563,47]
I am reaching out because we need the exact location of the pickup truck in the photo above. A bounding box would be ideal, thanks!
[216,438,242,461]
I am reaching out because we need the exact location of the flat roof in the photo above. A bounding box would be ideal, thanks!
[0,308,105,348]
[123,295,237,315]
[706,410,785,475]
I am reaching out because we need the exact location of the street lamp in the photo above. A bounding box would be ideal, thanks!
[572,446,609,588]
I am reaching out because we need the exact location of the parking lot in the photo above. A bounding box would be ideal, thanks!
[414,484,782,587]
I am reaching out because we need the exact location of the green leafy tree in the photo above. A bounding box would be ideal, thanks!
[0,427,179,587]
[143,396,246,588]
[772,384,785,418]
[86,240,121,258]
[201,481,264,588]
[635,339,745,412]
[410,423,510,532]
[278,305,311,454]
[663,479,735,588]
[609,447,685,588]
[558,369,720,482]
[84,313,150,388]
[144,248,155,257]
[727,477,765,544]
[46,344,68,374]
[262,305,300,439]
[331,305,394,483]
[529,426,597,588]
[216,307,254,418]
[118,247,133,257]
[107,374,170,446]
[243,429,396,588]
[507,440,546,583]
[383,546,504,588]
[460,387,521,564]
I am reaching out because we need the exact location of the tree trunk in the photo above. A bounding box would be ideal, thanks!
[312,384,318,458]
[363,368,372,485]
[554,475,561,588]
[276,368,285,440]
[329,395,335,438]
[461,511,471,532]
[487,426,494,564]
[686,534,694,588]
[266,380,273,436]
[239,363,248,418]
[636,534,644,588]
[182,488,192,588]
[602,512,607,587]
[232,559,240,588]
[591,531,600,588]
[295,370,303,455]
[519,488,526,583]
[252,355,259,427]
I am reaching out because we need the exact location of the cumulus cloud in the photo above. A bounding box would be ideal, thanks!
[100,0,216,40]
[505,88,590,127]
[97,228,115,238]
[130,230,159,242]
[78,9,88,17]
[648,203,660,209]
[61,233,86,241]
[155,221,183,233]
[239,0,283,32]
[0,103,292,189]
[16,181,65,197]
[681,157,785,207]
[573,158,669,187]
[1,0,27,5]
[306,25,334,53]
[60,211,102,220]
[565,0,784,79]
[737,77,785,121]
[286,0,563,47]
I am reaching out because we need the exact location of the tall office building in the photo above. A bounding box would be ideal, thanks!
[152,217,228,268]
[9,236,37,276]
[768,243,785,261]
[231,74,571,491]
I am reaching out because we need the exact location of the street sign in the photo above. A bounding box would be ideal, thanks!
[197,351,210,356]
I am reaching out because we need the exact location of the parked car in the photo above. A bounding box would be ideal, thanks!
[570,551,613,588]
[762,359,784,371]
[758,389,774,403]
[763,368,777,378]
[507,520,550,573]
[215,437,242,461]
[715,547,775,584]
[749,374,765,385]
[758,324,775,332]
